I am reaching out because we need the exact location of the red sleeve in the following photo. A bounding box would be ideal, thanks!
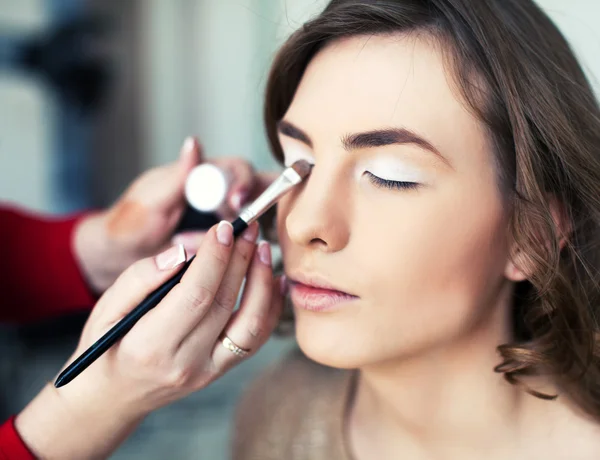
[0,205,96,324]
[0,417,35,460]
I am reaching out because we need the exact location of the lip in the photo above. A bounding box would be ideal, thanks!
[287,273,358,312]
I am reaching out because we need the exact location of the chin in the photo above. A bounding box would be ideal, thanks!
[292,308,447,371]
[293,311,374,370]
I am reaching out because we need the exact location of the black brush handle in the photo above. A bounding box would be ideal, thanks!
[231,216,248,236]
[54,216,250,388]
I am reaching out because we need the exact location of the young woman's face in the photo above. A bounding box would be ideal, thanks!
[276,34,518,369]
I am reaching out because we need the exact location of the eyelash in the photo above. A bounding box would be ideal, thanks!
[365,172,420,191]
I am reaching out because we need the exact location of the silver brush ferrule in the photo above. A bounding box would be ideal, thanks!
[238,166,303,224]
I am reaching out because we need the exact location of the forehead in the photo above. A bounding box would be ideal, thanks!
[284,34,489,166]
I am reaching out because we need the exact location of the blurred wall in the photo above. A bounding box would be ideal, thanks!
[87,0,145,207]
[140,0,333,173]
[141,0,283,172]
[539,0,600,93]
[0,0,46,31]
[0,0,52,212]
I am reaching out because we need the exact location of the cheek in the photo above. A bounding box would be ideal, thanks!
[354,186,510,340]
[370,197,507,293]
[275,196,290,241]
[275,195,295,257]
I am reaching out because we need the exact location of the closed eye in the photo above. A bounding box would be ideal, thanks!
[365,171,420,191]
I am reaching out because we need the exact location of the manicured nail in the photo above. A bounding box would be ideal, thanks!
[280,275,289,296]
[184,137,195,152]
[216,221,233,246]
[242,223,259,243]
[172,233,203,258]
[155,244,186,271]
[180,137,195,160]
[258,241,271,266]
[230,190,248,211]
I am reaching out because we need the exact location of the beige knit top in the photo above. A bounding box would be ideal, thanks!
[232,349,356,460]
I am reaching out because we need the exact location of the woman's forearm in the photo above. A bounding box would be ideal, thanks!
[15,383,144,460]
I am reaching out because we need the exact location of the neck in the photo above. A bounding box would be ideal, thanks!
[352,284,526,451]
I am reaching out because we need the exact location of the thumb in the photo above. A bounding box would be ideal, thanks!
[148,137,203,211]
[91,245,188,329]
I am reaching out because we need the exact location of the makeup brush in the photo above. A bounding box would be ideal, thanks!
[54,160,312,388]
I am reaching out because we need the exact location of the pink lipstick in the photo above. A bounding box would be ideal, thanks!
[288,276,358,312]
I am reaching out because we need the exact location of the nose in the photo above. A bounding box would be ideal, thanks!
[284,165,351,252]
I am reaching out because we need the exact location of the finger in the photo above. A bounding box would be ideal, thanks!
[210,241,279,370]
[173,223,261,361]
[171,231,207,256]
[213,267,284,374]
[155,137,202,230]
[128,138,199,213]
[201,222,260,325]
[163,137,202,208]
[212,158,256,212]
[179,136,203,175]
[90,244,187,331]
[135,221,234,347]
[180,222,260,346]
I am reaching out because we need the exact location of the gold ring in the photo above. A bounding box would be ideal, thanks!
[220,334,250,357]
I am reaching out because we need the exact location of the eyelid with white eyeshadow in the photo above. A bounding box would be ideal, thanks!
[281,143,426,186]
[355,156,427,184]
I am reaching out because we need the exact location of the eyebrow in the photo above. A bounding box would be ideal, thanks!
[277,119,450,166]
[277,120,313,147]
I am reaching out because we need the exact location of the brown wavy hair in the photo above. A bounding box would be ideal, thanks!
[264,0,600,420]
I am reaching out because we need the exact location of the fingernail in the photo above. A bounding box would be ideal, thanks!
[230,190,248,211]
[155,244,186,271]
[258,241,271,266]
[216,221,233,246]
[180,137,195,159]
[280,275,289,296]
[172,234,203,257]
[242,223,259,243]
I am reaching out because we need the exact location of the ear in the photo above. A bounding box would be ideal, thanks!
[504,249,529,282]
[504,195,571,282]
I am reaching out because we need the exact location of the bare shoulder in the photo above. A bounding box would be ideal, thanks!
[231,348,351,460]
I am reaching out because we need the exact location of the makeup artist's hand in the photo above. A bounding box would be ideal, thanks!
[73,137,278,293]
[15,221,285,459]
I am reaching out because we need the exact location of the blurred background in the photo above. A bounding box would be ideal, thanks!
[1,0,599,458]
